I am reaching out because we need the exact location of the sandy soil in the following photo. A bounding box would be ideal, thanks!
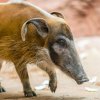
[0,37,100,100]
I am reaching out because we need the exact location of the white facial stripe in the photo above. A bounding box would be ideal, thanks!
[0,0,22,5]
[0,1,66,25]
[0,1,55,18]
[0,2,10,5]
[23,2,54,18]
[0,1,65,20]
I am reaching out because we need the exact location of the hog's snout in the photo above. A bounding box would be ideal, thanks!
[75,74,89,84]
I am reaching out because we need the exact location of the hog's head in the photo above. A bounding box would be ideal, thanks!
[21,12,89,84]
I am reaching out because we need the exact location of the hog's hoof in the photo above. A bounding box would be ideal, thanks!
[0,86,6,93]
[24,91,37,97]
[49,79,57,93]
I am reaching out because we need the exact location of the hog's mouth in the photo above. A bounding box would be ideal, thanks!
[68,70,89,84]
[76,78,89,84]
[61,65,89,85]
[70,71,89,84]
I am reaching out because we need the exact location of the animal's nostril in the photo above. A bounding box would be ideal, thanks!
[76,75,89,84]
[77,78,89,84]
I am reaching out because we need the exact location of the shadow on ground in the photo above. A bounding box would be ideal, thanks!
[0,93,85,100]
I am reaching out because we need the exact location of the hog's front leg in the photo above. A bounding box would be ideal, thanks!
[37,61,57,92]
[15,63,36,97]
[0,61,6,93]
[36,48,57,92]
[0,82,5,93]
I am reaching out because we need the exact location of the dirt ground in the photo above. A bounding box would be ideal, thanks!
[0,37,100,100]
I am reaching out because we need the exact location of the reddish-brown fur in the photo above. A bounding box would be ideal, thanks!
[0,2,66,97]
[0,2,89,97]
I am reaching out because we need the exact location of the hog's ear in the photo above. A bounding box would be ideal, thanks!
[51,12,64,19]
[21,18,49,41]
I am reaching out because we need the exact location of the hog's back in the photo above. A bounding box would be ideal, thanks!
[0,3,47,39]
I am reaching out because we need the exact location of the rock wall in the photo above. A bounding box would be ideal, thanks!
[0,0,100,37]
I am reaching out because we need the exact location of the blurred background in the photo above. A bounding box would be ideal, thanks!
[0,0,100,100]
[0,0,100,37]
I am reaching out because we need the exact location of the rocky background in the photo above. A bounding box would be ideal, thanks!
[0,0,100,37]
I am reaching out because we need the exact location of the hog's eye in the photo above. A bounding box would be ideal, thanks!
[57,39,67,47]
